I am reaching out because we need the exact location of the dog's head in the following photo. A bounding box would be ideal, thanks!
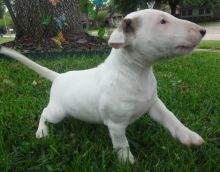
[108,9,206,62]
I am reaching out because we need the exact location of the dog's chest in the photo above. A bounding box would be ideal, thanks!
[100,68,157,123]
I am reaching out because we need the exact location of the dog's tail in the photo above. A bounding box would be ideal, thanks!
[0,46,59,82]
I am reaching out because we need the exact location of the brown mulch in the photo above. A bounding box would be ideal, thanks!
[2,33,110,53]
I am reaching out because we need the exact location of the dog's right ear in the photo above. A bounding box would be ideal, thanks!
[108,18,136,49]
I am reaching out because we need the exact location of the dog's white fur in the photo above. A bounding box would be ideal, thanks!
[1,9,206,163]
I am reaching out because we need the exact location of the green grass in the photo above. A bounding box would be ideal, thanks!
[0,37,15,43]
[0,52,220,171]
[198,40,220,50]
[197,21,219,27]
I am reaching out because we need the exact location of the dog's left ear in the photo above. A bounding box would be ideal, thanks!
[108,18,137,49]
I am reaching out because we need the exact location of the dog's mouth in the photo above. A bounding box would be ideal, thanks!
[175,45,196,53]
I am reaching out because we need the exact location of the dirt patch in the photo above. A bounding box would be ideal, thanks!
[2,32,111,53]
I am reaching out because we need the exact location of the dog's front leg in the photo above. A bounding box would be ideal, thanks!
[148,97,204,146]
[107,122,135,164]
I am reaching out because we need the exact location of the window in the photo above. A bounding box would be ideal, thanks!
[188,9,193,16]
[205,8,211,14]
[82,23,87,29]
[199,8,204,15]
[182,10,186,16]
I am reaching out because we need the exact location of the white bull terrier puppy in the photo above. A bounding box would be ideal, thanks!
[1,9,206,164]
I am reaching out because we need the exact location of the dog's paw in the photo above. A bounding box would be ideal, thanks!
[36,126,48,138]
[174,126,204,146]
[117,148,135,164]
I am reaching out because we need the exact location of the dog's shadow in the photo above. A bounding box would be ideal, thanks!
[48,117,110,145]
[33,115,185,164]
[47,116,166,154]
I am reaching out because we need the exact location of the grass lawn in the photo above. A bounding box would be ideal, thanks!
[0,37,15,43]
[198,40,220,50]
[0,51,220,171]
[197,21,219,27]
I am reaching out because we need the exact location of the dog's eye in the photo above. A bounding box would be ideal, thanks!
[160,19,167,24]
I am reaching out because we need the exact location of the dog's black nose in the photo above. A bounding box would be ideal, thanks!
[200,29,206,37]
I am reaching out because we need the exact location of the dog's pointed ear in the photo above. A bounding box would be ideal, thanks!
[108,18,135,49]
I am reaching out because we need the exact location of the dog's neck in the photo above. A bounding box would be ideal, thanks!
[106,48,152,73]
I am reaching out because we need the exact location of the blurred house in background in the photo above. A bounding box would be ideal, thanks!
[107,12,123,27]
[178,5,220,22]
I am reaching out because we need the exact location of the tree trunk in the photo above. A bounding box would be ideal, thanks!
[15,0,82,41]
[2,0,109,52]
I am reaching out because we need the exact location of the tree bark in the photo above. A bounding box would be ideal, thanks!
[15,0,82,41]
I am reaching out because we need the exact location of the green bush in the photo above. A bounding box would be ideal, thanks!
[0,13,14,32]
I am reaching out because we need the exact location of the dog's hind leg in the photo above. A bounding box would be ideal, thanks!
[36,102,66,138]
